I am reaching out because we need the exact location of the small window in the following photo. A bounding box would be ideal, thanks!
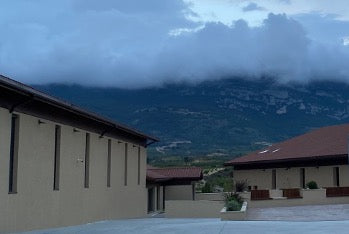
[300,168,305,188]
[333,167,340,187]
[9,114,20,194]
[84,133,90,188]
[124,143,128,186]
[107,139,111,187]
[137,147,141,185]
[53,125,61,191]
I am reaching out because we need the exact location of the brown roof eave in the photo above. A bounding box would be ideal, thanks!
[146,177,172,183]
[146,174,203,184]
[170,176,203,181]
[225,154,348,168]
[0,75,159,143]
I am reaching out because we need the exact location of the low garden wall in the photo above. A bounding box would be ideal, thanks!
[195,192,250,201]
[165,200,224,218]
[269,189,283,198]
[247,188,349,208]
[220,202,247,221]
[195,192,225,201]
[178,189,349,219]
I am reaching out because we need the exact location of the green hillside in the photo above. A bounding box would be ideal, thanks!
[35,78,349,167]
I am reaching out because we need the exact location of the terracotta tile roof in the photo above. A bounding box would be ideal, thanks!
[225,123,349,166]
[147,165,159,170]
[147,167,203,183]
[146,169,170,182]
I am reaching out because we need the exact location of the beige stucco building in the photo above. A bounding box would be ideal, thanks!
[146,167,203,213]
[233,165,349,190]
[0,75,159,232]
[226,124,349,192]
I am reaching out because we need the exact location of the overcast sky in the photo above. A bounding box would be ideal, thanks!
[0,0,349,88]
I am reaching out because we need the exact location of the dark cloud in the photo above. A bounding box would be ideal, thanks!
[242,2,266,12]
[294,13,349,45]
[0,1,349,88]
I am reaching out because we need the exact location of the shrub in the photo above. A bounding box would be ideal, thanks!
[201,182,212,193]
[224,192,243,204]
[226,200,242,211]
[306,181,318,189]
[223,178,234,192]
[235,180,248,192]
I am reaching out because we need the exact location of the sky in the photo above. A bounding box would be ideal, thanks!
[0,0,349,88]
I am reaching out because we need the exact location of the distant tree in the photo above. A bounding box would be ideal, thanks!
[201,182,212,193]
[183,156,192,165]
[223,178,234,192]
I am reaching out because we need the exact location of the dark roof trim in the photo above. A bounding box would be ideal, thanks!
[146,167,203,184]
[147,176,203,182]
[0,74,159,143]
[146,177,172,183]
[147,176,202,184]
[226,154,348,170]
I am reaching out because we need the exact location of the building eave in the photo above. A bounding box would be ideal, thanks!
[225,154,348,170]
[0,74,159,144]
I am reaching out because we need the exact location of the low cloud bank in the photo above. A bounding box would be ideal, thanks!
[0,0,349,88]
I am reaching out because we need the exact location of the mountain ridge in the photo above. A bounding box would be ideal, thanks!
[34,78,349,164]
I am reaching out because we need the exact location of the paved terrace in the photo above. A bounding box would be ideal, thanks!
[22,218,349,234]
[23,204,349,234]
[248,204,349,221]
[22,204,349,234]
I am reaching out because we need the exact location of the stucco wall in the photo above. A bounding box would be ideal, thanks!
[234,165,349,190]
[276,168,300,188]
[165,184,194,200]
[306,167,333,187]
[339,165,349,186]
[0,107,148,232]
[195,193,224,201]
[234,169,272,189]
[165,200,224,218]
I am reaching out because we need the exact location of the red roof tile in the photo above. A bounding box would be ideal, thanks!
[146,169,170,182]
[225,123,349,166]
[147,167,203,182]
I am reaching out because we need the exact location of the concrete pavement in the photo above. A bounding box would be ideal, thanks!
[23,218,349,234]
[22,204,349,234]
[247,204,349,221]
